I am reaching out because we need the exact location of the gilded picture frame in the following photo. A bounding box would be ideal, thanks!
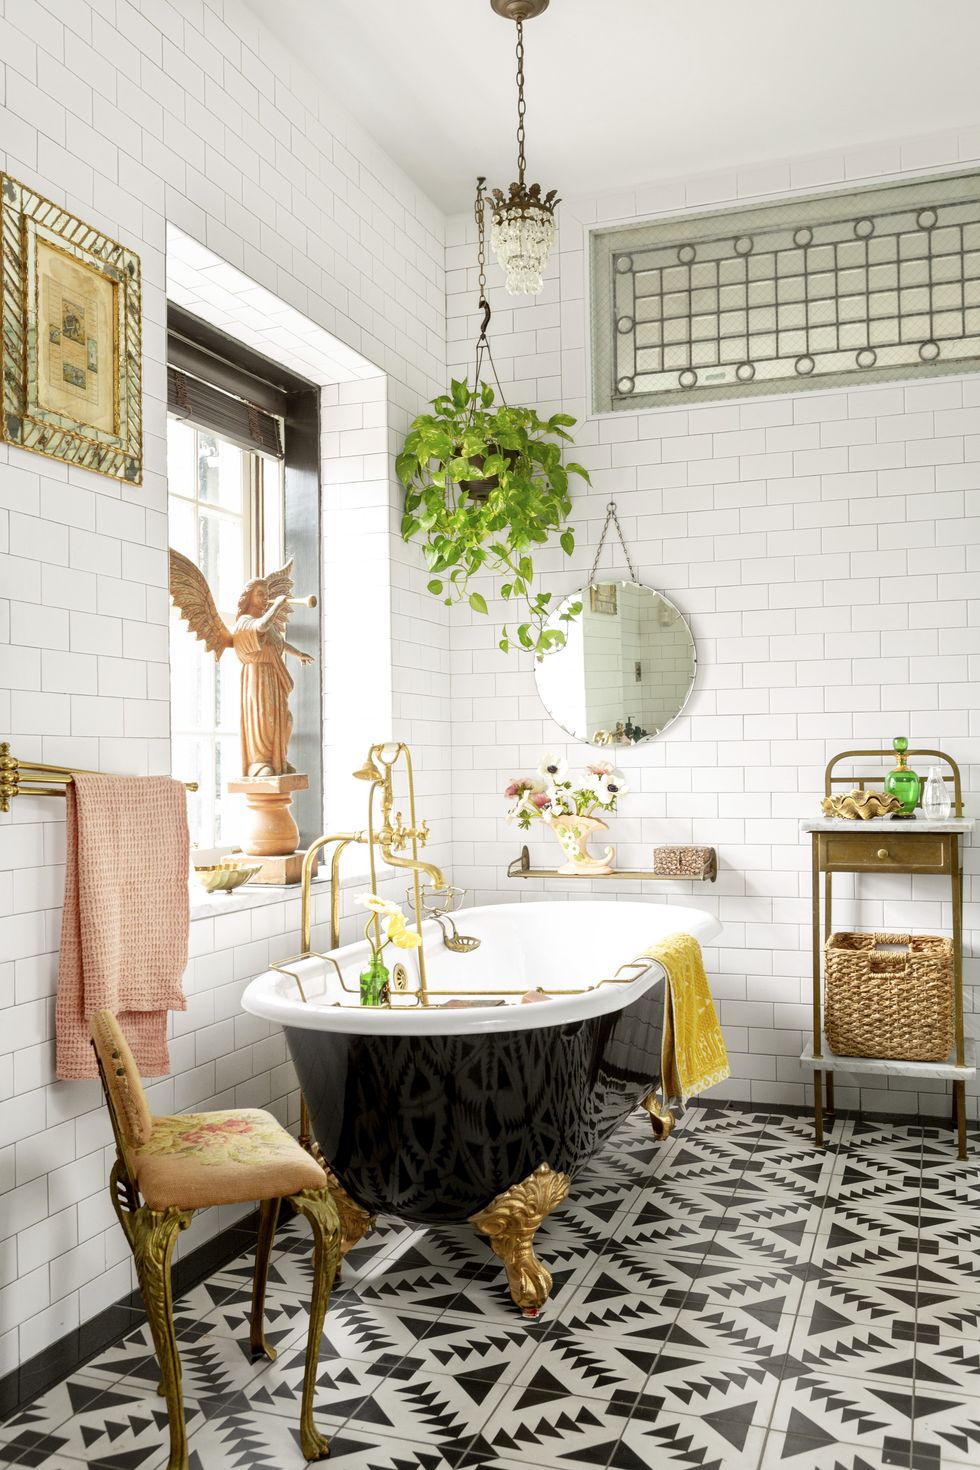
[0,174,142,483]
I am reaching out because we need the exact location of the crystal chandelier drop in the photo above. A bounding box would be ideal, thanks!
[487,0,559,296]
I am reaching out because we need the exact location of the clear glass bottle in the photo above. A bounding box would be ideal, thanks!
[922,766,952,820]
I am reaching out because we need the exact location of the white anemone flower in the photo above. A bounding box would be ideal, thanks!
[593,770,629,806]
[537,752,568,783]
[355,893,400,916]
[506,796,532,824]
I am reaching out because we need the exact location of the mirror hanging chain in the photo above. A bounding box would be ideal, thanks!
[589,501,639,587]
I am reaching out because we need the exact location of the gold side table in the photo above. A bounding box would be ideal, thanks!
[801,747,975,1159]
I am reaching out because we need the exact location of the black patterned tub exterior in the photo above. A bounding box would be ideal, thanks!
[284,980,665,1221]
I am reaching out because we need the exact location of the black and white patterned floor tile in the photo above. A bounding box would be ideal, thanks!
[5,1105,980,1470]
[184,1404,344,1470]
[0,1374,200,1468]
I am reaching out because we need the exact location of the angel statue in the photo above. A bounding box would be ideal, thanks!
[169,550,314,777]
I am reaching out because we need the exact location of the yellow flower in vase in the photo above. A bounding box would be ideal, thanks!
[354,893,423,1003]
[387,913,423,950]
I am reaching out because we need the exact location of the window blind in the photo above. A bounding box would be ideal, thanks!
[167,364,284,459]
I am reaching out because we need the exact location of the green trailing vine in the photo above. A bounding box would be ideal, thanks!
[397,378,588,655]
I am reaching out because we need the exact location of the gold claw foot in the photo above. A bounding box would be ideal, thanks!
[470,1162,571,1317]
[322,1164,376,1266]
[641,1092,676,1141]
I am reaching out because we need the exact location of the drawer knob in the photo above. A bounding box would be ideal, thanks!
[877,848,889,860]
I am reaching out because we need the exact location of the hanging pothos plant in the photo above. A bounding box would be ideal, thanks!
[397,377,588,655]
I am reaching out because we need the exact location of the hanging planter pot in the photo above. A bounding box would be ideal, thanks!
[458,443,522,500]
[397,377,589,655]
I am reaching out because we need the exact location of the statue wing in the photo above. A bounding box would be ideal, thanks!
[262,557,294,638]
[168,547,233,658]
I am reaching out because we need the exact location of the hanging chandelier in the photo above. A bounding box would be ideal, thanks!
[487,0,559,296]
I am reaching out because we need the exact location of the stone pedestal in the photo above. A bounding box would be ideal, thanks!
[227,772,313,886]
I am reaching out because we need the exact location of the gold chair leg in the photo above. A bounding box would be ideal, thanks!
[470,1162,571,1319]
[128,1206,194,1470]
[289,1187,342,1463]
[250,1196,281,1362]
[641,1091,676,1141]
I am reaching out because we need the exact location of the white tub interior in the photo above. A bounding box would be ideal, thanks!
[243,899,722,1035]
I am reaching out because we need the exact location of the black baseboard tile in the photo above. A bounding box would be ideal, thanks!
[0,1208,258,1421]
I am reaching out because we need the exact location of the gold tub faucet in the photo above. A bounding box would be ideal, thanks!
[298,741,444,983]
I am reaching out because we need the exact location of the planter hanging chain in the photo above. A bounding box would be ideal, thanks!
[469,177,507,419]
[589,501,639,587]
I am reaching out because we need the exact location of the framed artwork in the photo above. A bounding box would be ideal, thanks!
[589,582,618,615]
[0,174,142,483]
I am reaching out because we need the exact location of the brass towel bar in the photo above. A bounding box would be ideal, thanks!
[0,742,198,813]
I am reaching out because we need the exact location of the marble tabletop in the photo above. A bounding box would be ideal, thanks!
[800,814,974,833]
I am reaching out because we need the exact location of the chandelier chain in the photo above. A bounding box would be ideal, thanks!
[515,19,526,184]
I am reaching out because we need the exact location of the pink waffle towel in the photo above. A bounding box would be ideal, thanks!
[56,773,189,1080]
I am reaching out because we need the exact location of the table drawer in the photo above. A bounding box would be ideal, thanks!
[821,832,950,873]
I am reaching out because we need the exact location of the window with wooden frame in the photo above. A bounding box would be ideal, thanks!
[166,307,321,850]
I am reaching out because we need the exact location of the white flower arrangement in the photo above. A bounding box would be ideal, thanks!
[504,756,629,831]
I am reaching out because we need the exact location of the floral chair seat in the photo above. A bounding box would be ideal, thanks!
[134,1108,327,1210]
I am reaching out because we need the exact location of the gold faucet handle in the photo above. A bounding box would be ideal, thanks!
[389,813,429,850]
[389,813,410,852]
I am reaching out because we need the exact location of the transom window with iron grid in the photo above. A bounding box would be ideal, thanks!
[591,172,980,411]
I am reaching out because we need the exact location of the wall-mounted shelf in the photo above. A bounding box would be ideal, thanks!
[507,846,717,882]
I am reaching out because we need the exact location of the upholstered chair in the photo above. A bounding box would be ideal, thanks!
[90,1009,340,1470]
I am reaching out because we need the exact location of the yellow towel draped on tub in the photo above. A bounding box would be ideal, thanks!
[642,933,729,1105]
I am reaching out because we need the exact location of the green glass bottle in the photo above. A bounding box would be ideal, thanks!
[359,953,390,1006]
[884,737,920,817]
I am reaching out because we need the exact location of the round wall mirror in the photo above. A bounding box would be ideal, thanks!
[534,581,696,746]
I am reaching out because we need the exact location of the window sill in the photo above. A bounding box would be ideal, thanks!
[188,862,377,924]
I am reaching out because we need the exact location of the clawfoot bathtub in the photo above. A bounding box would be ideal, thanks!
[243,899,722,1315]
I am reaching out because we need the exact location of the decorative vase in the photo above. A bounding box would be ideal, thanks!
[884,737,921,818]
[922,766,952,820]
[546,813,615,876]
[359,953,390,1006]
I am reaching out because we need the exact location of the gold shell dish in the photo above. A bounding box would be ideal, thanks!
[820,790,903,820]
[193,860,261,893]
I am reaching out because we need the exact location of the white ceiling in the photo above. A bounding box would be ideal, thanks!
[245,0,980,215]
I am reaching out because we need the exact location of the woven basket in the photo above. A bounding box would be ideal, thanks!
[824,931,954,1062]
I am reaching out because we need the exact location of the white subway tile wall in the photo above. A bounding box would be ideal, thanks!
[444,147,980,1132]
[0,0,449,1374]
